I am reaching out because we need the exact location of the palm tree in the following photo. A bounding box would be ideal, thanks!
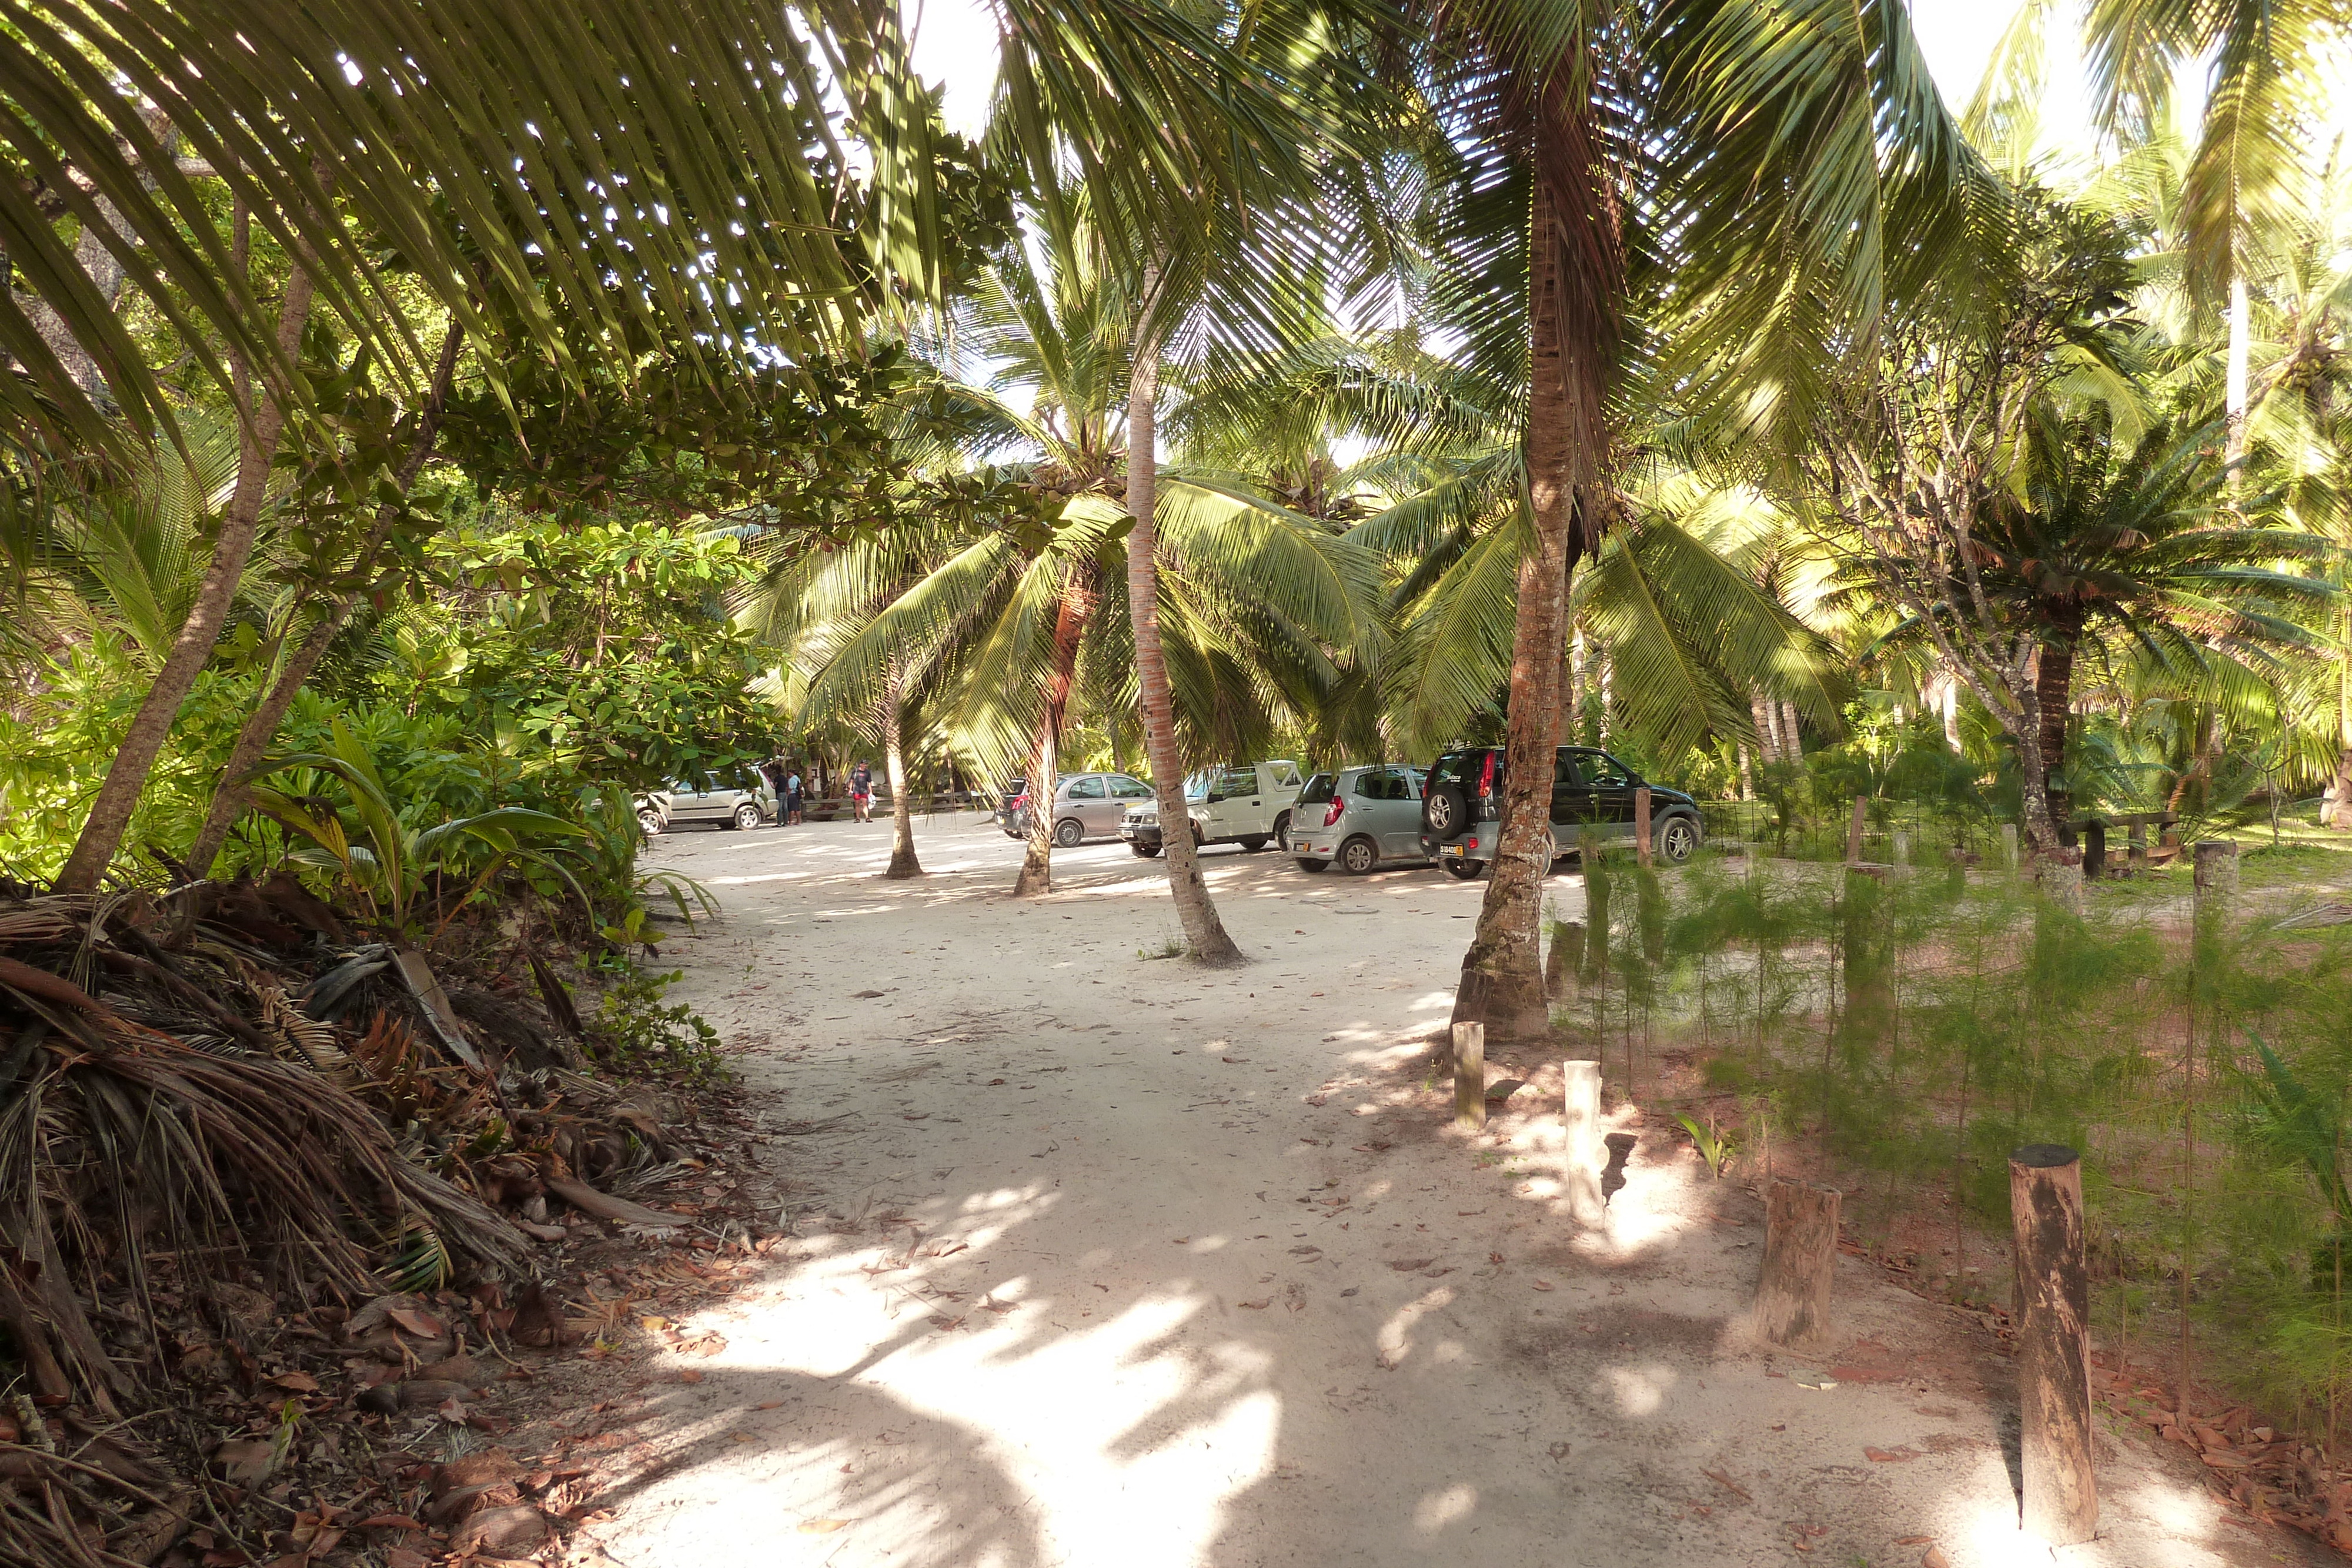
[741,526,978,880]
[1956,408,2333,821]
[1349,0,1979,1038]
[2079,0,2346,469]
[24,0,957,892]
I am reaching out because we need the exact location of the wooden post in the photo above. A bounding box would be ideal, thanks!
[1891,830,1910,867]
[2010,1145,2097,1544]
[1452,1021,1486,1131]
[1561,1059,1603,1225]
[2082,820,2106,881]
[1545,920,1581,1002]
[1845,794,1867,864]
[2000,822,2019,871]
[1635,785,1653,867]
[1755,1180,1840,1344]
[2127,818,2146,872]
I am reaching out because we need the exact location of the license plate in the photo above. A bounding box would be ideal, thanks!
[1443,843,1465,857]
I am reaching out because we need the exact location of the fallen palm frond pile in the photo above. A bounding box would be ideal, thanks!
[0,875,770,1568]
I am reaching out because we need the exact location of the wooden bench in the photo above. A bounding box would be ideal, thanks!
[2072,811,2179,878]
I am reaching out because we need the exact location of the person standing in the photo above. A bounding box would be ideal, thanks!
[785,767,804,825]
[760,756,789,825]
[850,758,873,823]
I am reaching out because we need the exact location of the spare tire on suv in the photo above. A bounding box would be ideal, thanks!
[1422,780,1472,838]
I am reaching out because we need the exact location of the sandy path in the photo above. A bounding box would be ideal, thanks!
[586,815,2304,1568]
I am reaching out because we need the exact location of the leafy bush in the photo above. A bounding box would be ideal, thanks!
[586,961,729,1086]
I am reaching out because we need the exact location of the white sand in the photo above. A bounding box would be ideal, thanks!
[584,815,2310,1568]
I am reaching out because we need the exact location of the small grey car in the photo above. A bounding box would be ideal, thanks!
[1289,765,1431,875]
[1004,771,1157,846]
[638,766,777,835]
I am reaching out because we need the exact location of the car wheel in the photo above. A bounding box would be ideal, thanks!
[1272,811,1292,851]
[732,803,762,831]
[1339,835,1379,875]
[1190,822,1206,848]
[1658,815,1699,864]
[637,807,663,837]
[1131,842,1161,858]
[1054,817,1085,848]
[1240,835,1269,853]
[1424,783,1470,837]
[1442,857,1486,881]
[1294,857,1329,872]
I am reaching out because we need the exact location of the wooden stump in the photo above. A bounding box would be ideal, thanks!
[2082,820,2106,881]
[2127,820,2146,871]
[1891,830,1910,867]
[2000,823,2019,871]
[1635,786,1653,867]
[1452,1022,1486,1131]
[1754,1180,1839,1345]
[1544,921,1581,1002]
[2010,1145,2097,1544]
[1845,794,1868,864]
[1561,1060,1603,1225]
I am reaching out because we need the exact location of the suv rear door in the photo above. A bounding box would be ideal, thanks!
[1571,748,1640,839]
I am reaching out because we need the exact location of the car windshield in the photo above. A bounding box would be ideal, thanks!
[1298,773,1338,805]
[1185,771,1213,802]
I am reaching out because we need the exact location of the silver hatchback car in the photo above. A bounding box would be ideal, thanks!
[1289,765,1431,874]
[1003,771,1157,846]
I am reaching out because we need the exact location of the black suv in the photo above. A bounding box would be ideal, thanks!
[1417,744,1703,878]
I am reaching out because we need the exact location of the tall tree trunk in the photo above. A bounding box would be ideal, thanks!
[187,317,466,877]
[1014,563,1098,897]
[1570,628,1589,744]
[1127,298,1243,966]
[883,666,921,879]
[2012,667,2059,852]
[2225,273,2251,481]
[1738,740,1756,801]
[1750,692,1780,765]
[1779,699,1803,760]
[1939,670,1965,752]
[2036,633,2075,830]
[2331,601,2352,828]
[1454,159,1614,1044]
[54,245,318,893]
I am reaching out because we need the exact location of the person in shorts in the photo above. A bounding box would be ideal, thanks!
[850,760,873,823]
[785,768,804,824]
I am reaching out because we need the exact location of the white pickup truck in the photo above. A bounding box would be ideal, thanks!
[1120,761,1304,858]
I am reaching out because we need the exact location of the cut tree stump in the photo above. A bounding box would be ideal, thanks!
[1845,794,1867,864]
[1561,1059,1603,1225]
[1755,1180,1839,1345]
[1452,1021,1486,1131]
[2010,1144,2097,1544]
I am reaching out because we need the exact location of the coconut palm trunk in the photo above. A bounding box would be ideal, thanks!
[883,663,922,880]
[1127,310,1244,966]
[1015,564,1098,897]
[55,253,318,893]
[1453,154,1616,1042]
[1750,692,1780,764]
[186,317,465,877]
[2034,629,2076,830]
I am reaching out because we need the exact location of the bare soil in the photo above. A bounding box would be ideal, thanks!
[566,815,2324,1568]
